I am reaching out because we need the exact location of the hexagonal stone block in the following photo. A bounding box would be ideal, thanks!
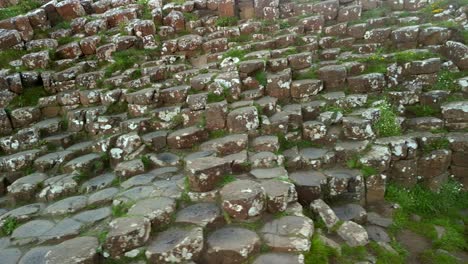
[145,226,204,263]
[220,179,266,220]
[204,227,261,264]
[105,216,151,258]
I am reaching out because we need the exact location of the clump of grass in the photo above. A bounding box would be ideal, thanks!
[338,244,368,263]
[0,217,18,236]
[57,36,79,46]
[369,242,407,264]
[373,101,402,137]
[222,49,247,60]
[293,68,318,80]
[111,202,134,217]
[104,49,158,77]
[130,69,142,79]
[217,174,237,187]
[141,155,152,170]
[254,71,267,87]
[183,12,198,21]
[54,20,72,30]
[304,234,340,264]
[0,0,42,20]
[105,101,128,115]
[386,181,467,251]
[277,133,319,152]
[209,130,228,139]
[406,104,440,117]
[422,137,450,154]
[431,70,464,92]
[138,0,152,20]
[420,250,461,264]
[170,113,184,127]
[0,49,27,69]
[228,34,252,43]
[279,21,291,29]
[216,16,239,27]
[7,87,48,110]
[346,155,378,178]
[393,50,436,63]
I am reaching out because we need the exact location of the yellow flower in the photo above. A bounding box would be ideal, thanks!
[432,8,444,14]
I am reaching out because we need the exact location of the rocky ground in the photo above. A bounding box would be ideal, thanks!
[0,0,467,263]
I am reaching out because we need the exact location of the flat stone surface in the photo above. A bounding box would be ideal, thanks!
[175,203,223,228]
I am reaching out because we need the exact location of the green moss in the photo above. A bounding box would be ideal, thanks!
[7,87,48,110]
[207,91,225,103]
[0,0,42,20]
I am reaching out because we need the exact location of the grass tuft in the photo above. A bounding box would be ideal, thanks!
[373,101,402,137]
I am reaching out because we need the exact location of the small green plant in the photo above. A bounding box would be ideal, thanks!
[217,175,237,187]
[138,0,152,20]
[183,12,198,21]
[346,156,378,178]
[104,49,159,77]
[279,21,291,29]
[130,69,142,79]
[373,101,402,137]
[54,20,72,30]
[207,91,225,103]
[209,130,228,139]
[422,137,450,154]
[222,49,247,60]
[1,217,18,236]
[105,101,128,115]
[98,231,108,244]
[254,71,267,87]
[111,202,133,217]
[170,113,184,127]
[141,155,152,170]
[277,133,319,151]
[73,171,91,183]
[215,16,239,27]
[368,242,407,264]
